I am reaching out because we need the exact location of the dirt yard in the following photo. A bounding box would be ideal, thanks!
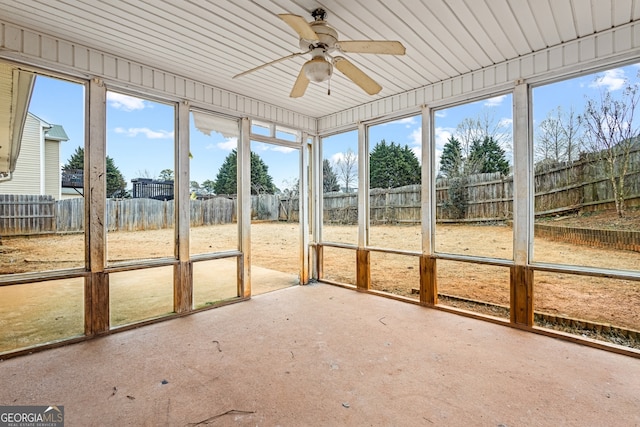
[0,209,639,353]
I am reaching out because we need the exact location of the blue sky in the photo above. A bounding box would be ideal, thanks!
[27,63,639,192]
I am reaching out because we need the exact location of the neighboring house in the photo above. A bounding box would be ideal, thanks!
[61,168,83,199]
[0,112,69,200]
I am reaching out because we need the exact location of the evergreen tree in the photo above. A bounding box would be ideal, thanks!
[106,157,127,197]
[213,149,276,195]
[214,150,237,195]
[63,147,126,197]
[64,146,84,171]
[439,136,463,177]
[468,137,510,175]
[323,159,340,192]
[369,140,421,189]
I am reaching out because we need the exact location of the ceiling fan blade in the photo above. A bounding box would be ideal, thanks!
[290,66,310,98]
[278,14,319,41]
[333,57,382,95]
[336,40,406,55]
[233,50,310,79]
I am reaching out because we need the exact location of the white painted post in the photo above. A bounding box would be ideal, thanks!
[357,122,368,248]
[238,117,251,297]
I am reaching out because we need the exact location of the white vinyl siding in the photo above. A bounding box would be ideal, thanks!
[44,139,60,199]
[0,114,41,195]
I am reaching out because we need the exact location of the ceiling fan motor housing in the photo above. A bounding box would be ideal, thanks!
[299,21,338,52]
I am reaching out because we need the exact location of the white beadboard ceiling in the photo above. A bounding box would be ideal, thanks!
[1,0,639,118]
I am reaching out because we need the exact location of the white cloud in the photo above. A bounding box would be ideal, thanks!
[114,127,173,139]
[590,68,626,91]
[409,127,422,147]
[217,137,237,150]
[330,152,344,164]
[330,151,358,165]
[252,142,270,151]
[484,95,507,107]
[498,118,513,128]
[385,116,417,127]
[435,110,447,118]
[411,146,422,164]
[272,145,296,153]
[107,92,146,111]
[434,127,454,151]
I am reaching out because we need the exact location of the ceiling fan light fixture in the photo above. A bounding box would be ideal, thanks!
[303,57,332,82]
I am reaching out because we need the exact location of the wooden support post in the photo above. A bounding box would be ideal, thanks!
[311,135,322,281]
[420,255,437,305]
[174,100,192,312]
[511,82,533,326]
[174,262,192,314]
[510,265,533,325]
[316,245,324,281]
[356,248,370,291]
[85,272,109,336]
[299,133,309,284]
[85,78,108,335]
[238,118,251,297]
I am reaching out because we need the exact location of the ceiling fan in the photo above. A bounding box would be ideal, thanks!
[233,8,406,98]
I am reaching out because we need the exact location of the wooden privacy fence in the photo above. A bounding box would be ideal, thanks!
[0,194,56,235]
[318,148,640,224]
[0,194,282,236]
[2,148,638,234]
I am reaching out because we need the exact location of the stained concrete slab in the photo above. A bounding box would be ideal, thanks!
[0,283,638,426]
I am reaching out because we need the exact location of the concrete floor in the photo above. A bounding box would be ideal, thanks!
[1,283,638,426]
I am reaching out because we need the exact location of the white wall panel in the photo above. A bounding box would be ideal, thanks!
[23,31,39,57]
[319,20,640,133]
[58,42,73,67]
[0,20,315,133]
[578,38,600,62]
[74,47,89,71]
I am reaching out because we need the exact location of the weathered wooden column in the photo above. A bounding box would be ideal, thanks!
[310,135,322,280]
[238,117,251,297]
[356,122,370,291]
[356,249,370,291]
[174,100,192,313]
[299,133,310,284]
[511,81,534,325]
[85,78,109,336]
[420,105,437,305]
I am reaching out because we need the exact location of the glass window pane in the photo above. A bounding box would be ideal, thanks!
[368,116,422,250]
[434,95,513,259]
[0,278,84,354]
[193,258,238,308]
[320,246,356,286]
[106,92,175,264]
[534,271,639,349]
[250,141,300,293]
[437,260,510,319]
[321,130,358,244]
[189,112,238,254]
[532,65,640,272]
[110,266,174,327]
[370,252,419,300]
[0,72,85,275]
